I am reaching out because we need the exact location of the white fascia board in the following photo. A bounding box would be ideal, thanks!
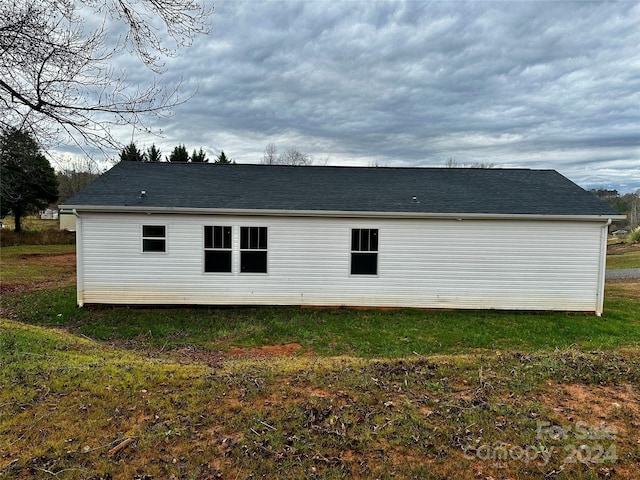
[60,205,626,222]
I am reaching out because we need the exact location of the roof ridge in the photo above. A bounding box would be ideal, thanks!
[115,162,539,172]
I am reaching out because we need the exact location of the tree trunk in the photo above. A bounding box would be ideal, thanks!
[630,197,639,229]
[13,205,23,233]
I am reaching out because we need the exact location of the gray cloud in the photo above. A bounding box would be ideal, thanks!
[76,0,639,191]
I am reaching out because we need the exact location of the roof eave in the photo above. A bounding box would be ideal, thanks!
[59,205,626,222]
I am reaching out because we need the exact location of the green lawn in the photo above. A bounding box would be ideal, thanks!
[1,243,638,357]
[607,248,640,269]
[0,245,76,290]
[2,282,638,358]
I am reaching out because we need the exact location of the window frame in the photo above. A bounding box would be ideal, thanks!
[204,225,233,273]
[239,226,268,274]
[141,224,167,253]
[350,228,378,276]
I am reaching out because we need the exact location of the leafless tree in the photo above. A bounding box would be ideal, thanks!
[444,158,499,169]
[627,194,639,229]
[444,158,458,168]
[56,159,102,204]
[0,0,211,154]
[278,148,313,166]
[368,159,387,167]
[262,143,313,166]
[262,143,278,165]
[469,162,499,169]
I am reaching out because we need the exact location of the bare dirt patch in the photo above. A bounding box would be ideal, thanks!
[0,276,76,296]
[1,253,76,296]
[172,345,225,368]
[542,382,639,432]
[229,342,304,357]
[607,243,640,255]
[20,252,76,266]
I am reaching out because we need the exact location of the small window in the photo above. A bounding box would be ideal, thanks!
[351,228,378,275]
[142,225,166,252]
[240,226,267,273]
[204,226,232,273]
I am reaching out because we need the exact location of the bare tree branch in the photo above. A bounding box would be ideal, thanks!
[0,0,211,155]
[261,143,314,166]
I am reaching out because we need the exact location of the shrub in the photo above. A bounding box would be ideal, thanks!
[628,226,640,244]
[0,229,75,247]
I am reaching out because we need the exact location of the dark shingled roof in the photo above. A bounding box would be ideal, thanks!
[61,162,620,217]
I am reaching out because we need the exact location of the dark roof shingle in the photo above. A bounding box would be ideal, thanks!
[61,162,620,217]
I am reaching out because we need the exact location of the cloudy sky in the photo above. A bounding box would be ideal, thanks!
[67,0,640,192]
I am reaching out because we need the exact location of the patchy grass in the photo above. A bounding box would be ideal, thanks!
[0,319,210,479]
[1,245,639,479]
[606,244,640,269]
[0,245,76,294]
[1,319,638,480]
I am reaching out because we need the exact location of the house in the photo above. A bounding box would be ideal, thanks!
[59,209,77,231]
[60,162,624,314]
[40,208,59,220]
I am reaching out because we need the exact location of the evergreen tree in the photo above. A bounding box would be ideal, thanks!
[119,142,145,162]
[191,148,208,162]
[146,144,162,162]
[0,127,58,232]
[215,150,231,164]
[167,144,189,162]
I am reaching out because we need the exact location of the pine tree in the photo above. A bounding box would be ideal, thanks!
[215,150,231,164]
[119,142,145,162]
[191,148,208,162]
[146,144,162,162]
[167,144,189,162]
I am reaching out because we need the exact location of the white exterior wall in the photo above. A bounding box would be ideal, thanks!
[76,212,607,312]
[59,211,77,231]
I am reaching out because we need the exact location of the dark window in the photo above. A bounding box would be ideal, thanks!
[204,226,232,272]
[205,251,232,273]
[241,251,267,273]
[240,227,267,273]
[351,228,378,275]
[142,225,166,252]
[240,226,267,250]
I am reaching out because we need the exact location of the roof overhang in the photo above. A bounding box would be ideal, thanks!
[60,205,626,222]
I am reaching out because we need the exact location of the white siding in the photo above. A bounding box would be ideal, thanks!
[76,213,607,312]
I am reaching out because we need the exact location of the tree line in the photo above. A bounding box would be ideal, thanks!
[119,141,319,165]
[119,142,232,164]
[590,189,640,229]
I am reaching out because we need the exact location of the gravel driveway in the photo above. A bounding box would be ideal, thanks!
[606,268,640,280]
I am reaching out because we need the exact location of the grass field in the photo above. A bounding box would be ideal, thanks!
[0,245,76,294]
[606,243,640,269]
[0,216,54,231]
[1,243,639,479]
[2,283,639,358]
[1,218,75,247]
